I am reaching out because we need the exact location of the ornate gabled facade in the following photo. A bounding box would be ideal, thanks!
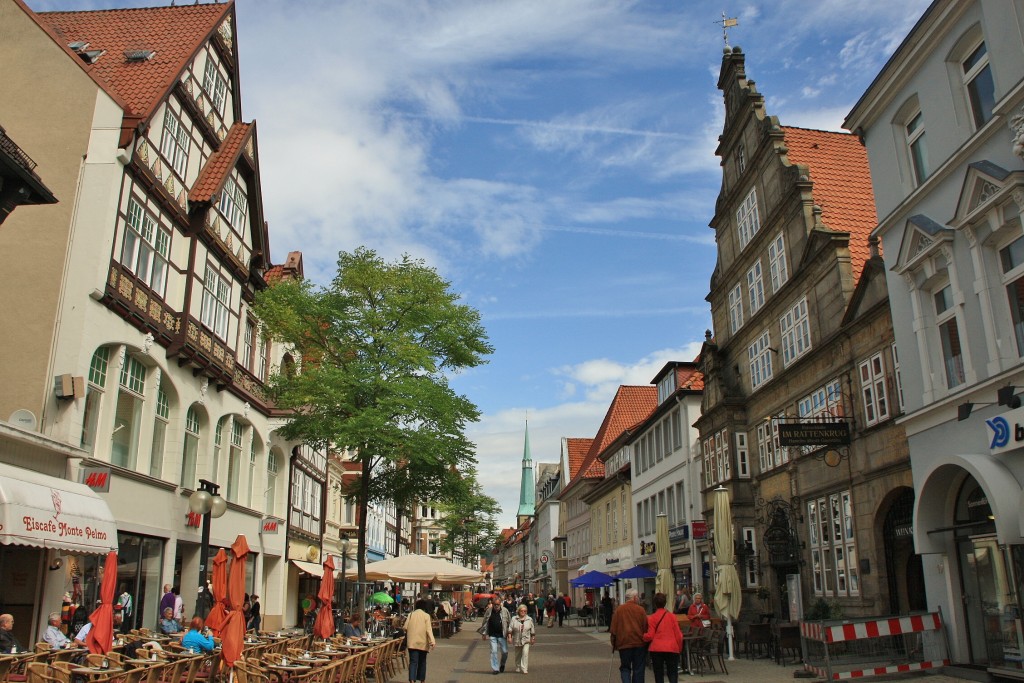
[0,0,310,640]
[846,0,1024,670]
[696,46,912,624]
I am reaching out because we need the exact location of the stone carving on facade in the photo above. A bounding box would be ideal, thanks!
[142,331,155,355]
[199,376,209,405]
[1010,109,1024,159]
[118,345,127,369]
[152,368,161,397]
[243,402,250,418]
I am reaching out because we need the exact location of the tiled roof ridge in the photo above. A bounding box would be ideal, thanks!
[189,121,253,203]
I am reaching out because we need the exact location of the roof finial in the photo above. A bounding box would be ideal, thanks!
[715,11,739,50]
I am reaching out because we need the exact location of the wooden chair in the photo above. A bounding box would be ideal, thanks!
[47,662,75,683]
[746,622,773,659]
[85,653,123,668]
[776,624,802,665]
[33,644,49,655]
[231,660,271,683]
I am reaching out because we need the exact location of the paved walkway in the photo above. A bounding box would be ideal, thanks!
[420,621,980,683]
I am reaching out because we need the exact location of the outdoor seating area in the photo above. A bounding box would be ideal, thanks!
[1,632,406,683]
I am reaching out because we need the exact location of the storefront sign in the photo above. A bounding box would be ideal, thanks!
[640,541,656,555]
[261,519,280,534]
[80,466,111,492]
[691,521,707,540]
[185,511,202,528]
[778,422,850,446]
[986,406,1024,455]
[669,523,689,542]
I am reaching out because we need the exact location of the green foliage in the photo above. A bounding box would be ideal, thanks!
[805,598,844,620]
[435,476,501,562]
[253,248,493,578]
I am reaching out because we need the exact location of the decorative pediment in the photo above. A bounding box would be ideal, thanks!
[953,160,1011,224]
[894,214,953,274]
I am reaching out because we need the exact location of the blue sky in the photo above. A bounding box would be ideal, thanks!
[36,0,932,528]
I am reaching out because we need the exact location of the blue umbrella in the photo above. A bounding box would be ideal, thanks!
[616,565,657,580]
[570,570,616,588]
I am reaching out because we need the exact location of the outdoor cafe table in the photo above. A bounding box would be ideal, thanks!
[72,666,125,681]
[310,650,350,660]
[48,648,87,662]
[265,663,311,683]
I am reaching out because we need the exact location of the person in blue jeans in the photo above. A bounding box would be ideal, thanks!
[610,589,649,683]
[478,595,510,674]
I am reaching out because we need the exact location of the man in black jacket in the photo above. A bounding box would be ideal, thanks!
[0,613,23,653]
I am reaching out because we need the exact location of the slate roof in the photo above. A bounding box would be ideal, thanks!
[36,4,229,122]
[189,121,252,203]
[781,126,878,282]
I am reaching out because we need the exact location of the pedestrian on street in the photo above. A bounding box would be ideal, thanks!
[478,594,510,674]
[609,588,648,683]
[545,594,556,628]
[507,604,537,674]
[248,595,261,632]
[405,599,435,683]
[534,593,545,626]
[555,593,568,627]
[644,593,682,683]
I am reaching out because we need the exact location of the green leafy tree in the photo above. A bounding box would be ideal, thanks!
[436,477,502,566]
[253,248,493,580]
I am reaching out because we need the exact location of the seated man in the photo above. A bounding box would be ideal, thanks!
[158,607,181,635]
[341,615,364,639]
[181,617,215,653]
[43,612,71,649]
[0,614,24,653]
[73,610,122,647]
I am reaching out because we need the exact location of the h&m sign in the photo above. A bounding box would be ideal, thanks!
[81,466,111,492]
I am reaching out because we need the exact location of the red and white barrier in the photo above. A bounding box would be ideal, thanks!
[805,659,950,680]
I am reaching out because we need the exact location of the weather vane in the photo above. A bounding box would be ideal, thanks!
[715,12,739,49]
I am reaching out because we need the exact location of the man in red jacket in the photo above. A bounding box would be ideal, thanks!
[610,589,648,683]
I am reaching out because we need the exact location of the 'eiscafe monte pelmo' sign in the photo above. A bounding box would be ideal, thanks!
[985,406,1024,455]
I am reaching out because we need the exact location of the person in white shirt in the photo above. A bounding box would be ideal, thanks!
[42,613,70,649]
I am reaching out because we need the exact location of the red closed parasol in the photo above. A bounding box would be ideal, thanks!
[220,535,249,667]
[86,551,117,655]
[205,548,228,634]
[313,555,336,640]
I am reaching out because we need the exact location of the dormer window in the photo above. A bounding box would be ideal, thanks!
[203,58,227,114]
[219,177,247,233]
[160,109,189,179]
[657,373,676,403]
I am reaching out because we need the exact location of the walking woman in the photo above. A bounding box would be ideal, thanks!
[405,599,436,683]
[645,593,683,683]
[508,604,537,674]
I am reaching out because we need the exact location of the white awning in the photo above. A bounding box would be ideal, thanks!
[291,560,323,577]
[0,462,117,554]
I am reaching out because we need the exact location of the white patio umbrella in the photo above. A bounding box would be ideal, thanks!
[655,513,673,597]
[713,485,742,660]
[362,554,484,583]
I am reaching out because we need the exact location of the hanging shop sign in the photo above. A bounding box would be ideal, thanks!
[777,422,850,447]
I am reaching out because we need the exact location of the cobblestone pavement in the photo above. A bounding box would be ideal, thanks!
[418,621,980,683]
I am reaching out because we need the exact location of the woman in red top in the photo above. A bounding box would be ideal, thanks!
[644,593,683,683]
[686,592,711,626]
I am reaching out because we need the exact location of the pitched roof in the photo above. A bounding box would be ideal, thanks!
[565,385,657,494]
[35,3,229,124]
[189,121,252,203]
[675,365,704,391]
[781,126,878,282]
[565,438,594,480]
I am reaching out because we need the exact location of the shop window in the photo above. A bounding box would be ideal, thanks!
[180,406,200,488]
[807,490,859,597]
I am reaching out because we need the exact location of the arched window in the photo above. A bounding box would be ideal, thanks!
[266,449,280,515]
[149,381,169,478]
[112,355,147,469]
[226,419,243,502]
[212,417,225,482]
[247,432,263,508]
[180,406,201,488]
[81,347,110,450]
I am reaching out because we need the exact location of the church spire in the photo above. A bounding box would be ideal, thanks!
[516,419,535,521]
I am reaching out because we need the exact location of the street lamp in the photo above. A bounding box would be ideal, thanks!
[188,479,226,618]
[340,532,350,614]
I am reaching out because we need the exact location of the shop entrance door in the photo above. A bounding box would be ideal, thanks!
[958,535,1008,666]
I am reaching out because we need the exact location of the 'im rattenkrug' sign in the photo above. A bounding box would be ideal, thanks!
[777,422,850,447]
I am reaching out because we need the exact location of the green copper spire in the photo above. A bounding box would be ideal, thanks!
[516,419,535,519]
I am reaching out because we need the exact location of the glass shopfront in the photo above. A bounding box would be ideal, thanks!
[77,532,163,631]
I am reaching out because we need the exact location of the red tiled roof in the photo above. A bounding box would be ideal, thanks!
[189,121,252,203]
[37,4,228,119]
[781,127,878,282]
[565,385,657,493]
[565,437,594,480]
[675,365,704,391]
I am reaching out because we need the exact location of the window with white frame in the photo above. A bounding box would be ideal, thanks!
[150,384,169,478]
[773,413,789,465]
[798,379,843,421]
[736,188,760,250]
[904,110,928,187]
[671,409,682,449]
[202,58,227,114]
[891,343,905,413]
[200,264,231,340]
[729,284,744,334]
[742,527,758,586]
[808,491,859,597]
[180,406,200,489]
[212,419,223,483]
[702,428,731,486]
[160,109,189,178]
[859,353,890,426]
[748,331,773,390]
[768,233,788,293]
[962,40,995,129]
[657,373,676,404]
[226,419,243,502]
[242,319,255,371]
[81,347,109,451]
[736,144,745,174]
[621,490,629,541]
[122,199,170,297]
[734,431,750,478]
[1000,235,1024,357]
[934,284,965,388]
[756,421,774,472]
[780,297,811,366]
[219,177,247,234]
[747,260,765,314]
[256,329,268,381]
[112,355,146,470]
